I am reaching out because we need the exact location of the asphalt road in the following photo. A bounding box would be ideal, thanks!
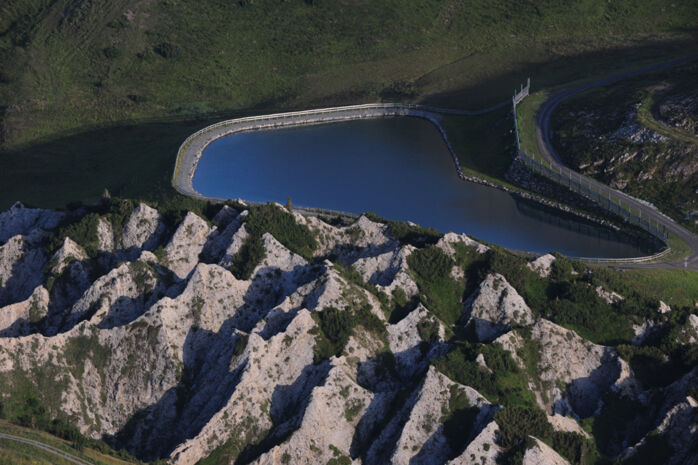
[0,432,92,465]
[535,56,698,270]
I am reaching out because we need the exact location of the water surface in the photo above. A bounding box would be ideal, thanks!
[194,117,650,258]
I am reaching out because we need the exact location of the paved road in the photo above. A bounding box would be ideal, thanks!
[0,432,92,465]
[535,55,698,270]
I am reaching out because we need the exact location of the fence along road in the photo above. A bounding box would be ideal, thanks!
[532,56,698,269]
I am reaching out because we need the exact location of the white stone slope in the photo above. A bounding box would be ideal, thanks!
[119,203,166,251]
[251,361,373,465]
[447,421,501,465]
[0,285,49,336]
[0,202,63,244]
[495,319,625,417]
[0,235,47,306]
[49,237,87,274]
[437,232,489,257]
[522,437,571,465]
[169,309,318,465]
[164,212,213,279]
[352,244,418,298]
[364,366,495,465]
[464,273,534,342]
[527,254,555,278]
[621,396,698,465]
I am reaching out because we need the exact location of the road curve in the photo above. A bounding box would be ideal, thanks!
[535,55,698,270]
[0,432,92,465]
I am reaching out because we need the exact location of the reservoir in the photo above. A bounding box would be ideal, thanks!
[193,117,651,258]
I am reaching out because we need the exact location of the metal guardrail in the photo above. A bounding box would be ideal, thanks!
[511,84,671,263]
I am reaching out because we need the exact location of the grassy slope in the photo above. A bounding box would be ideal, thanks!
[0,420,138,465]
[0,0,697,209]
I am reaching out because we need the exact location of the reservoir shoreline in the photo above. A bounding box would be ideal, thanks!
[172,104,661,261]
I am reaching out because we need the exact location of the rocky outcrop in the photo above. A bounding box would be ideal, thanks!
[0,235,46,306]
[497,319,623,417]
[464,273,534,342]
[0,202,63,244]
[437,232,489,257]
[49,237,87,274]
[447,421,501,465]
[164,212,212,279]
[0,201,691,465]
[119,203,165,251]
[0,285,49,336]
[527,254,555,278]
[523,437,571,465]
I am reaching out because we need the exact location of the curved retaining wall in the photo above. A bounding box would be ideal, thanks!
[171,103,468,199]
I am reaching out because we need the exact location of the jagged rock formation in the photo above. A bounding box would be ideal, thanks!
[523,438,571,465]
[0,201,695,465]
[463,273,534,342]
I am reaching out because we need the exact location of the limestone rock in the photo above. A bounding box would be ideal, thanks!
[522,437,571,465]
[96,218,114,252]
[527,254,556,278]
[49,237,87,274]
[119,203,165,250]
[164,212,213,279]
[437,232,489,257]
[464,273,534,342]
[595,285,624,304]
[0,285,49,336]
[447,421,501,465]
[0,235,46,306]
[0,202,63,244]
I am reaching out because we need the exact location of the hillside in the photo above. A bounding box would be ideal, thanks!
[1,0,697,209]
[551,59,698,232]
[0,199,696,465]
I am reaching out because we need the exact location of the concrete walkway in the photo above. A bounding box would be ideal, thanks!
[0,432,92,465]
[535,55,698,270]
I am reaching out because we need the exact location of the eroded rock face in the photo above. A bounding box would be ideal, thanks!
[0,202,692,465]
[527,254,556,278]
[0,235,46,306]
[497,319,623,417]
[119,203,165,251]
[0,202,63,244]
[164,212,213,279]
[523,437,571,465]
[464,273,534,342]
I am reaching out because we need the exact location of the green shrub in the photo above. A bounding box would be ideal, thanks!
[154,42,180,59]
[408,245,464,326]
[103,46,123,59]
[495,405,553,449]
[46,212,101,257]
[229,235,265,280]
[312,307,353,362]
[246,204,317,259]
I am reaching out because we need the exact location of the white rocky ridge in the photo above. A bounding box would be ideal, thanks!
[0,202,64,244]
[464,273,534,342]
[119,202,166,250]
[496,319,624,417]
[164,211,213,279]
[0,201,693,465]
[527,253,555,278]
[49,237,87,274]
[522,437,571,465]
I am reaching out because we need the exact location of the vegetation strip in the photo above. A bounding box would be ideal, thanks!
[0,433,91,465]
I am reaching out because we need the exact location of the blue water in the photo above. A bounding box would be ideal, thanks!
[193,117,650,258]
